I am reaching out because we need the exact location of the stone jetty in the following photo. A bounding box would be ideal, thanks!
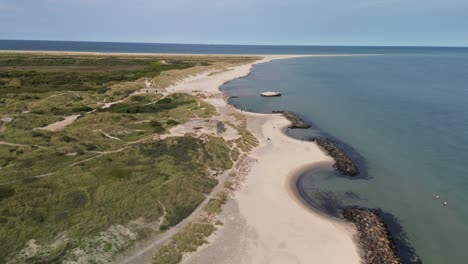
[343,208,401,264]
[272,111,311,129]
[310,137,359,176]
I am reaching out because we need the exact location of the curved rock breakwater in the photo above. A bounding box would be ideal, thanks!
[272,110,311,128]
[343,208,401,264]
[310,137,359,176]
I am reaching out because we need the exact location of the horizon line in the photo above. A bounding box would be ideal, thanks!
[1,39,467,49]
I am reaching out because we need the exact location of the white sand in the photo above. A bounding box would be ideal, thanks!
[166,55,362,264]
[37,114,80,132]
[217,113,360,263]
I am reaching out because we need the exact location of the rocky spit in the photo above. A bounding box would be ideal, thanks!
[343,208,401,264]
[272,111,311,129]
[310,137,359,176]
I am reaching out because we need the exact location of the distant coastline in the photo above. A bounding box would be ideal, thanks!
[2,39,468,55]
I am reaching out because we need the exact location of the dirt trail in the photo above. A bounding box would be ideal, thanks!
[0,172,55,186]
[116,167,232,264]
[0,141,24,147]
[38,114,80,132]
[0,140,47,149]
[94,130,123,141]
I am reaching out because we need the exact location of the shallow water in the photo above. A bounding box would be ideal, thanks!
[222,53,468,263]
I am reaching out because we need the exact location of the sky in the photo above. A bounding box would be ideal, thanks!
[1,0,468,46]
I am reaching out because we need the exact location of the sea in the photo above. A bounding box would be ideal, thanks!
[2,40,468,263]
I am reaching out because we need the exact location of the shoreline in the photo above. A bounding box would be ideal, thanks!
[218,57,418,264]
[0,49,381,57]
[110,53,371,264]
[114,53,398,264]
[167,54,363,263]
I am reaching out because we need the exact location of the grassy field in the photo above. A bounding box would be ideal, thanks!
[0,52,256,263]
[152,191,228,264]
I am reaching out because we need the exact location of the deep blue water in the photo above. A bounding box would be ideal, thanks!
[222,53,468,264]
[1,39,468,55]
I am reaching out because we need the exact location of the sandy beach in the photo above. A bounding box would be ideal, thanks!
[185,113,360,264]
[159,54,362,264]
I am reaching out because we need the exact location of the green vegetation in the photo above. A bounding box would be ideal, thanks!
[0,186,15,201]
[0,52,256,262]
[101,94,194,114]
[153,222,216,264]
[228,113,259,153]
[0,55,194,95]
[153,180,230,263]
[166,119,180,126]
[1,135,234,263]
[204,191,228,215]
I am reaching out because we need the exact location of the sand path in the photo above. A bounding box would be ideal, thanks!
[37,114,80,132]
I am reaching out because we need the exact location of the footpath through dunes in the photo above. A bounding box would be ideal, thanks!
[0,52,261,263]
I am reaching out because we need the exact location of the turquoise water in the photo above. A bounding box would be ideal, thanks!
[222,54,468,263]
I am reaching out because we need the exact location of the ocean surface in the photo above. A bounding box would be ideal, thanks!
[1,39,468,55]
[3,40,468,263]
[222,52,468,264]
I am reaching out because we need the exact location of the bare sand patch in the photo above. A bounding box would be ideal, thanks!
[37,114,80,132]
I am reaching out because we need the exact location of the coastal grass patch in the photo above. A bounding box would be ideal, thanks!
[100,93,217,123]
[0,99,234,261]
[153,184,231,264]
[25,92,103,116]
[227,114,259,153]
[0,53,246,117]
[152,221,216,264]
[0,135,234,262]
[0,53,259,96]
[0,95,225,184]
[0,56,195,95]
[0,53,254,119]
[230,147,241,162]
[101,93,195,114]
[1,113,63,131]
[165,99,217,122]
[204,191,228,215]
[0,52,258,262]
[0,186,15,201]
[203,137,233,171]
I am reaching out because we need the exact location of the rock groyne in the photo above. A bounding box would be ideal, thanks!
[343,208,401,264]
[272,111,311,129]
[310,137,359,176]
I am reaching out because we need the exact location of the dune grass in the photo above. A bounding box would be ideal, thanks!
[1,136,235,262]
[0,52,257,262]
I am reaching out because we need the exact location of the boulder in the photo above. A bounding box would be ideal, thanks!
[311,137,359,176]
[343,208,401,264]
